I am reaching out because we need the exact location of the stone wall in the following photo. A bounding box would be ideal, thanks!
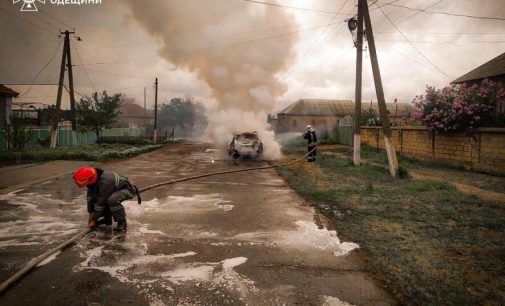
[361,126,505,175]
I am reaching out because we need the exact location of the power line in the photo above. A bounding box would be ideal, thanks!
[377,0,443,33]
[73,67,152,80]
[383,3,505,21]
[74,21,345,67]
[241,0,353,16]
[0,7,54,34]
[38,7,74,30]
[279,0,352,82]
[377,6,451,78]
[72,44,97,92]
[29,12,60,31]
[378,39,505,45]
[20,40,64,97]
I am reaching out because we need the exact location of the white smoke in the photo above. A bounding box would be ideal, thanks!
[122,0,298,159]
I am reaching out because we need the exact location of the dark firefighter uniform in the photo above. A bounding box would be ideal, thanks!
[87,168,136,230]
[303,127,318,162]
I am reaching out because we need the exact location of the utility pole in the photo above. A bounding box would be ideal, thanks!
[353,0,364,166]
[50,30,78,149]
[153,78,158,144]
[143,87,147,127]
[361,0,399,177]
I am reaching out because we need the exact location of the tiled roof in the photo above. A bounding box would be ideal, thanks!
[452,52,505,84]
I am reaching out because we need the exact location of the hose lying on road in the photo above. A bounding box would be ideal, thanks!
[0,147,321,295]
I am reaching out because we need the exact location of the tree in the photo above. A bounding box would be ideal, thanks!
[412,79,505,133]
[158,96,207,138]
[76,91,122,143]
[6,112,33,164]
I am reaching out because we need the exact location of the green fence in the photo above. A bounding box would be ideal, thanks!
[334,126,354,145]
[0,127,146,150]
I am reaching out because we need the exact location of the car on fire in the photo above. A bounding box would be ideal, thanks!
[228,132,263,158]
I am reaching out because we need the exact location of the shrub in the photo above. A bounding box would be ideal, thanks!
[100,136,150,145]
[412,79,505,133]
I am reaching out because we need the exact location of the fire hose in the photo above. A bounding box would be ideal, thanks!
[0,147,321,294]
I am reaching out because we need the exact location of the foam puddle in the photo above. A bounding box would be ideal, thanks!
[233,221,359,257]
[75,232,254,304]
[125,193,233,217]
[0,192,83,249]
[36,250,62,267]
[322,295,355,306]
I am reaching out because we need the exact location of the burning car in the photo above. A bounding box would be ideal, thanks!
[228,132,263,158]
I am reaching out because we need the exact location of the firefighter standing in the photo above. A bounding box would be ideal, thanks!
[73,166,140,232]
[303,125,317,162]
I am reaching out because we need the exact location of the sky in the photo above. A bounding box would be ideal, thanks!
[1,0,504,113]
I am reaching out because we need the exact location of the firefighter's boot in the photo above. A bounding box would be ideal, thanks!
[114,220,127,233]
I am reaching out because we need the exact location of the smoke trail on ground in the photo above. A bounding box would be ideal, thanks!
[122,0,298,159]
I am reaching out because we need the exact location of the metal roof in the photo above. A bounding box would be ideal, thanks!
[452,51,505,84]
[278,99,413,117]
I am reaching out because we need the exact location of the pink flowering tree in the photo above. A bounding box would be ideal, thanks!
[412,79,505,133]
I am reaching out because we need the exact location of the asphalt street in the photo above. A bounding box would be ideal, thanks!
[0,143,394,306]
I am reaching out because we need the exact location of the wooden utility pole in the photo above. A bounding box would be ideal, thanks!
[353,0,364,166]
[153,78,158,144]
[361,0,399,177]
[50,30,77,149]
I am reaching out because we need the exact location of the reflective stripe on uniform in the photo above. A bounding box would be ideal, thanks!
[110,205,124,211]
[94,205,106,211]
[114,173,120,188]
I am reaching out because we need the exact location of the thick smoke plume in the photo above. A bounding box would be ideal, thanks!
[123,0,298,159]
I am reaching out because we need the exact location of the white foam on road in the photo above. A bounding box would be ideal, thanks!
[233,221,359,257]
[138,226,166,236]
[322,295,355,306]
[282,221,359,256]
[124,194,233,216]
[0,193,83,248]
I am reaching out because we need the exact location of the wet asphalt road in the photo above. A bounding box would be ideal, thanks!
[0,143,394,306]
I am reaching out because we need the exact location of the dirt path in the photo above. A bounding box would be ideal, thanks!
[0,143,394,306]
[409,170,505,206]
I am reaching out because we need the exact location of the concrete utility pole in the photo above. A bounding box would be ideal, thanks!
[143,87,147,126]
[50,30,77,149]
[153,78,158,144]
[361,0,399,177]
[353,0,364,166]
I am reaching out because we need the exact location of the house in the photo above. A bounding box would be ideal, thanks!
[116,102,154,128]
[273,99,413,133]
[451,52,505,86]
[0,85,19,128]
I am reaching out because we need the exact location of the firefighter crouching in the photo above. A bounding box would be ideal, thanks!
[73,166,141,233]
[303,125,318,162]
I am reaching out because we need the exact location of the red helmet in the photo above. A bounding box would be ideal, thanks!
[73,166,98,188]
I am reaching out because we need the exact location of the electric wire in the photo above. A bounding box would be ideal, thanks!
[377,6,451,78]
[241,0,353,16]
[19,40,64,97]
[72,44,97,93]
[38,7,74,30]
[0,7,55,34]
[383,3,505,21]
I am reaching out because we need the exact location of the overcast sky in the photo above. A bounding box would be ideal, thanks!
[1,0,504,113]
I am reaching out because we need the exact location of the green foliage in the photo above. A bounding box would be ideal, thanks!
[158,96,208,138]
[100,136,150,145]
[405,179,455,193]
[361,108,382,126]
[76,91,122,143]
[0,144,162,163]
[6,112,33,152]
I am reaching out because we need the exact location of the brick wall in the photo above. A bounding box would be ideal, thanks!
[361,126,505,175]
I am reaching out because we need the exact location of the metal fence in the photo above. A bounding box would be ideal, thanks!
[0,127,146,150]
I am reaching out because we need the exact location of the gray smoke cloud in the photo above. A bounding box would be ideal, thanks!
[122,0,298,113]
[122,0,298,158]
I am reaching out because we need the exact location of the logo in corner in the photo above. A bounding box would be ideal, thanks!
[13,0,46,12]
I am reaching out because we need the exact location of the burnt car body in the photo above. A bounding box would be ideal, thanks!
[228,132,263,158]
